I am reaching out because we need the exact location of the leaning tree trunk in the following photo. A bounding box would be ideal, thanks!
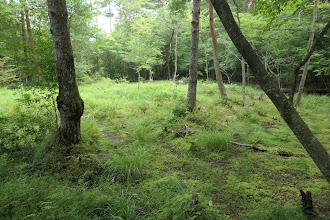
[294,0,318,107]
[211,0,330,184]
[233,0,246,106]
[47,0,84,147]
[207,0,227,99]
[187,0,201,112]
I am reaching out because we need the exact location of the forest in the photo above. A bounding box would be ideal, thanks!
[0,0,329,219]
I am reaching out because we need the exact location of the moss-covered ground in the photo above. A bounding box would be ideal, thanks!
[0,79,329,219]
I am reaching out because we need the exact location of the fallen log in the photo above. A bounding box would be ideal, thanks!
[230,141,267,152]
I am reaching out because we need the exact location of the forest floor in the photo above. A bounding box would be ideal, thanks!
[0,79,329,219]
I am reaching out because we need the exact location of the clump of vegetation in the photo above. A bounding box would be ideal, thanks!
[172,103,188,119]
[198,130,232,152]
[106,146,148,184]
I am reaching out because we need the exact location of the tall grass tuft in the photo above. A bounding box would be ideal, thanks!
[131,123,153,143]
[199,130,232,152]
[106,147,148,184]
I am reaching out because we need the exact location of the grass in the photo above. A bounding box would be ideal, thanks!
[0,79,329,219]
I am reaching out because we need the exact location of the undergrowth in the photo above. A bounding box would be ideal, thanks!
[0,79,329,219]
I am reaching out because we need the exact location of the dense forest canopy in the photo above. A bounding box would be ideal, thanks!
[0,0,329,88]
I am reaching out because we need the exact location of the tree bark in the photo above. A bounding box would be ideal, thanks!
[167,29,174,80]
[207,0,227,99]
[204,42,209,81]
[241,57,247,107]
[173,20,180,81]
[252,0,256,10]
[20,5,28,82]
[23,2,37,64]
[187,0,201,112]
[233,0,246,106]
[211,0,330,184]
[294,0,318,107]
[47,0,84,147]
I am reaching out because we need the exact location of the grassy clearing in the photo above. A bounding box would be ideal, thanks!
[0,79,329,219]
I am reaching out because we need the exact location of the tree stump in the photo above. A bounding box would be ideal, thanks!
[300,189,317,219]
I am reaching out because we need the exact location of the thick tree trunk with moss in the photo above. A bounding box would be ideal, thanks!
[211,0,330,183]
[187,0,201,112]
[207,0,227,99]
[47,0,84,147]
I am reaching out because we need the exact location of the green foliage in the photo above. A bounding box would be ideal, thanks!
[172,102,188,119]
[160,192,222,220]
[0,57,17,86]
[242,203,305,220]
[130,123,153,143]
[168,0,189,16]
[123,13,163,79]
[198,130,231,152]
[106,146,148,184]
[0,175,144,220]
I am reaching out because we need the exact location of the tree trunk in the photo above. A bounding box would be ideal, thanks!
[243,0,246,13]
[119,7,122,39]
[125,7,128,37]
[294,0,318,107]
[204,43,209,81]
[20,6,28,82]
[208,0,227,99]
[167,29,174,80]
[23,2,37,64]
[47,0,84,147]
[173,20,180,81]
[109,4,112,33]
[252,0,256,10]
[187,0,201,112]
[233,0,246,106]
[211,0,330,184]
[242,57,247,107]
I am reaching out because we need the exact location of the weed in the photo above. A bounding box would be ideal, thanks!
[106,146,148,184]
[172,103,188,119]
[130,123,153,143]
[198,130,232,152]
[242,203,305,220]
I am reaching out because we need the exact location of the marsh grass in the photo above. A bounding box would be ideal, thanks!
[198,130,232,152]
[0,80,329,219]
[106,146,148,184]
